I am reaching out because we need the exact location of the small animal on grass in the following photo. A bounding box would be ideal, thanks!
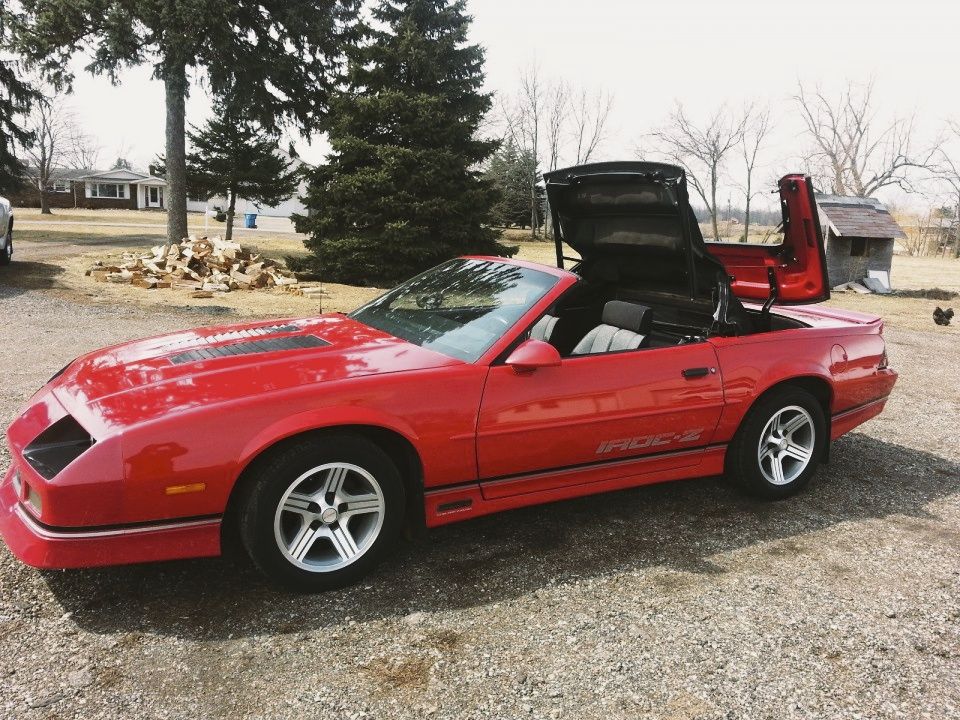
[933,307,954,326]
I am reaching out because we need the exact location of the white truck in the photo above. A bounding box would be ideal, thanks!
[0,195,12,266]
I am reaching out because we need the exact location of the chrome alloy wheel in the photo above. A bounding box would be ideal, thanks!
[757,405,816,486]
[273,462,385,572]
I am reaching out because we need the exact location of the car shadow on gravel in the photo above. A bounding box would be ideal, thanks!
[42,432,959,639]
[0,260,66,296]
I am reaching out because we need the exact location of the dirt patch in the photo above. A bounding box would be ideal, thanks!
[363,656,434,691]
[425,629,463,652]
[893,287,959,300]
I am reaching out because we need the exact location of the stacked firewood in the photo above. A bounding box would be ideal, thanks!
[84,236,324,299]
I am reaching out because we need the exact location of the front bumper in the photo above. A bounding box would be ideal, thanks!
[0,465,222,569]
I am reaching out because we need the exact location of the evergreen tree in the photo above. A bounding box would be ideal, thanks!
[298,0,515,286]
[0,9,36,193]
[16,0,360,243]
[486,140,543,229]
[182,106,299,242]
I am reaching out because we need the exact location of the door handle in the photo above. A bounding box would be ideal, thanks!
[682,367,712,379]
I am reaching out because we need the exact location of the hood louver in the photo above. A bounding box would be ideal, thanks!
[168,334,329,365]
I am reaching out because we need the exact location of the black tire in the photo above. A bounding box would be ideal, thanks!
[239,434,406,592]
[0,227,11,266]
[726,386,826,499]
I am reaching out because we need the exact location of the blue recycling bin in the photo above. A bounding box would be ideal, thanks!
[244,212,258,229]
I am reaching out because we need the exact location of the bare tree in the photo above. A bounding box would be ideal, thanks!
[499,68,616,240]
[517,66,544,238]
[795,81,939,197]
[572,87,613,164]
[932,122,960,258]
[20,89,73,214]
[652,103,747,241]
[544,80,569,173]
[740,105,772,243]
[541,81,571,240]
[64,124,100,171]
[904,211,935,257]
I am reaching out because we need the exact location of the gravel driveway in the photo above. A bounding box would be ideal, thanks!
[1,273,958,720]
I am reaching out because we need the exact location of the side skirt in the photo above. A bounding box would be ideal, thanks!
[424,445,727,528]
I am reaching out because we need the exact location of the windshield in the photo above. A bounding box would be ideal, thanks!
[350,259,558,362]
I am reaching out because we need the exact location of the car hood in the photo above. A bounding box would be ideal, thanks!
[46,314,462,434]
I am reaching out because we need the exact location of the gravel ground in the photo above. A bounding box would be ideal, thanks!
[1,267,959,720]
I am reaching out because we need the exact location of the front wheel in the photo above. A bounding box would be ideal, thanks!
[239,434,406,592]
[727,387,825,499]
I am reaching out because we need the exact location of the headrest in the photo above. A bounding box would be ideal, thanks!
[602,301,653,334]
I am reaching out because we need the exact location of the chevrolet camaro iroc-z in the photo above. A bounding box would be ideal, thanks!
[0,163,897,591]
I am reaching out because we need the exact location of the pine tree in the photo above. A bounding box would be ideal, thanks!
[0,9,36,193]
[486,140,543,229]
[183,107,299,242]
[298,0,515,286]
[16,0,360,243]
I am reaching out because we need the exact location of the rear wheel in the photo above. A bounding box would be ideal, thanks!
[727,387,825,499]
[239,434,406,592]
[0,226,11,266]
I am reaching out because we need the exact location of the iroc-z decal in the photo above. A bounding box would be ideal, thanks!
[596,428,705,455]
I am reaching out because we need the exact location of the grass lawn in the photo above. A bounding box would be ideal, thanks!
[15,207,169,225]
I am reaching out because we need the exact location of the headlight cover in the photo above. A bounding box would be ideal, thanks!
[22,415,95,479]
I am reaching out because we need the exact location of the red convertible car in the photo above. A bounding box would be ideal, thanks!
[0,163,896,591]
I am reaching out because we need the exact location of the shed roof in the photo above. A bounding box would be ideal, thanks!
[815,193,906,240]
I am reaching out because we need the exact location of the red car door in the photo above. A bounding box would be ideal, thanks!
[476,343,725,498]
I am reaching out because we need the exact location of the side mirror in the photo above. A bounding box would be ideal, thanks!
[505,339,562,374]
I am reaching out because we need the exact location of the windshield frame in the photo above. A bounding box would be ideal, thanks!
[349,258,565,364]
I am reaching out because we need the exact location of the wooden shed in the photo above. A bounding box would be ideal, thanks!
[815,194,906,288]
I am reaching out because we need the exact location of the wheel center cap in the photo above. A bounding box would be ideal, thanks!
[320,507,339,525]
[777,439,788,452]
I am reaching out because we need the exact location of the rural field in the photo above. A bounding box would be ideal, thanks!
[1,212,959,719]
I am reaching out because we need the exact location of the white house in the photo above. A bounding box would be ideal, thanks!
[185,154,308,219]
[77,169,168,210]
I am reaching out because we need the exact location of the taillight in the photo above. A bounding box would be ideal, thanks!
[22,415,95,479]
[877,323,889,370]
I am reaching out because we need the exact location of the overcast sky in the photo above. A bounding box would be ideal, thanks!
[62,0,960,210]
